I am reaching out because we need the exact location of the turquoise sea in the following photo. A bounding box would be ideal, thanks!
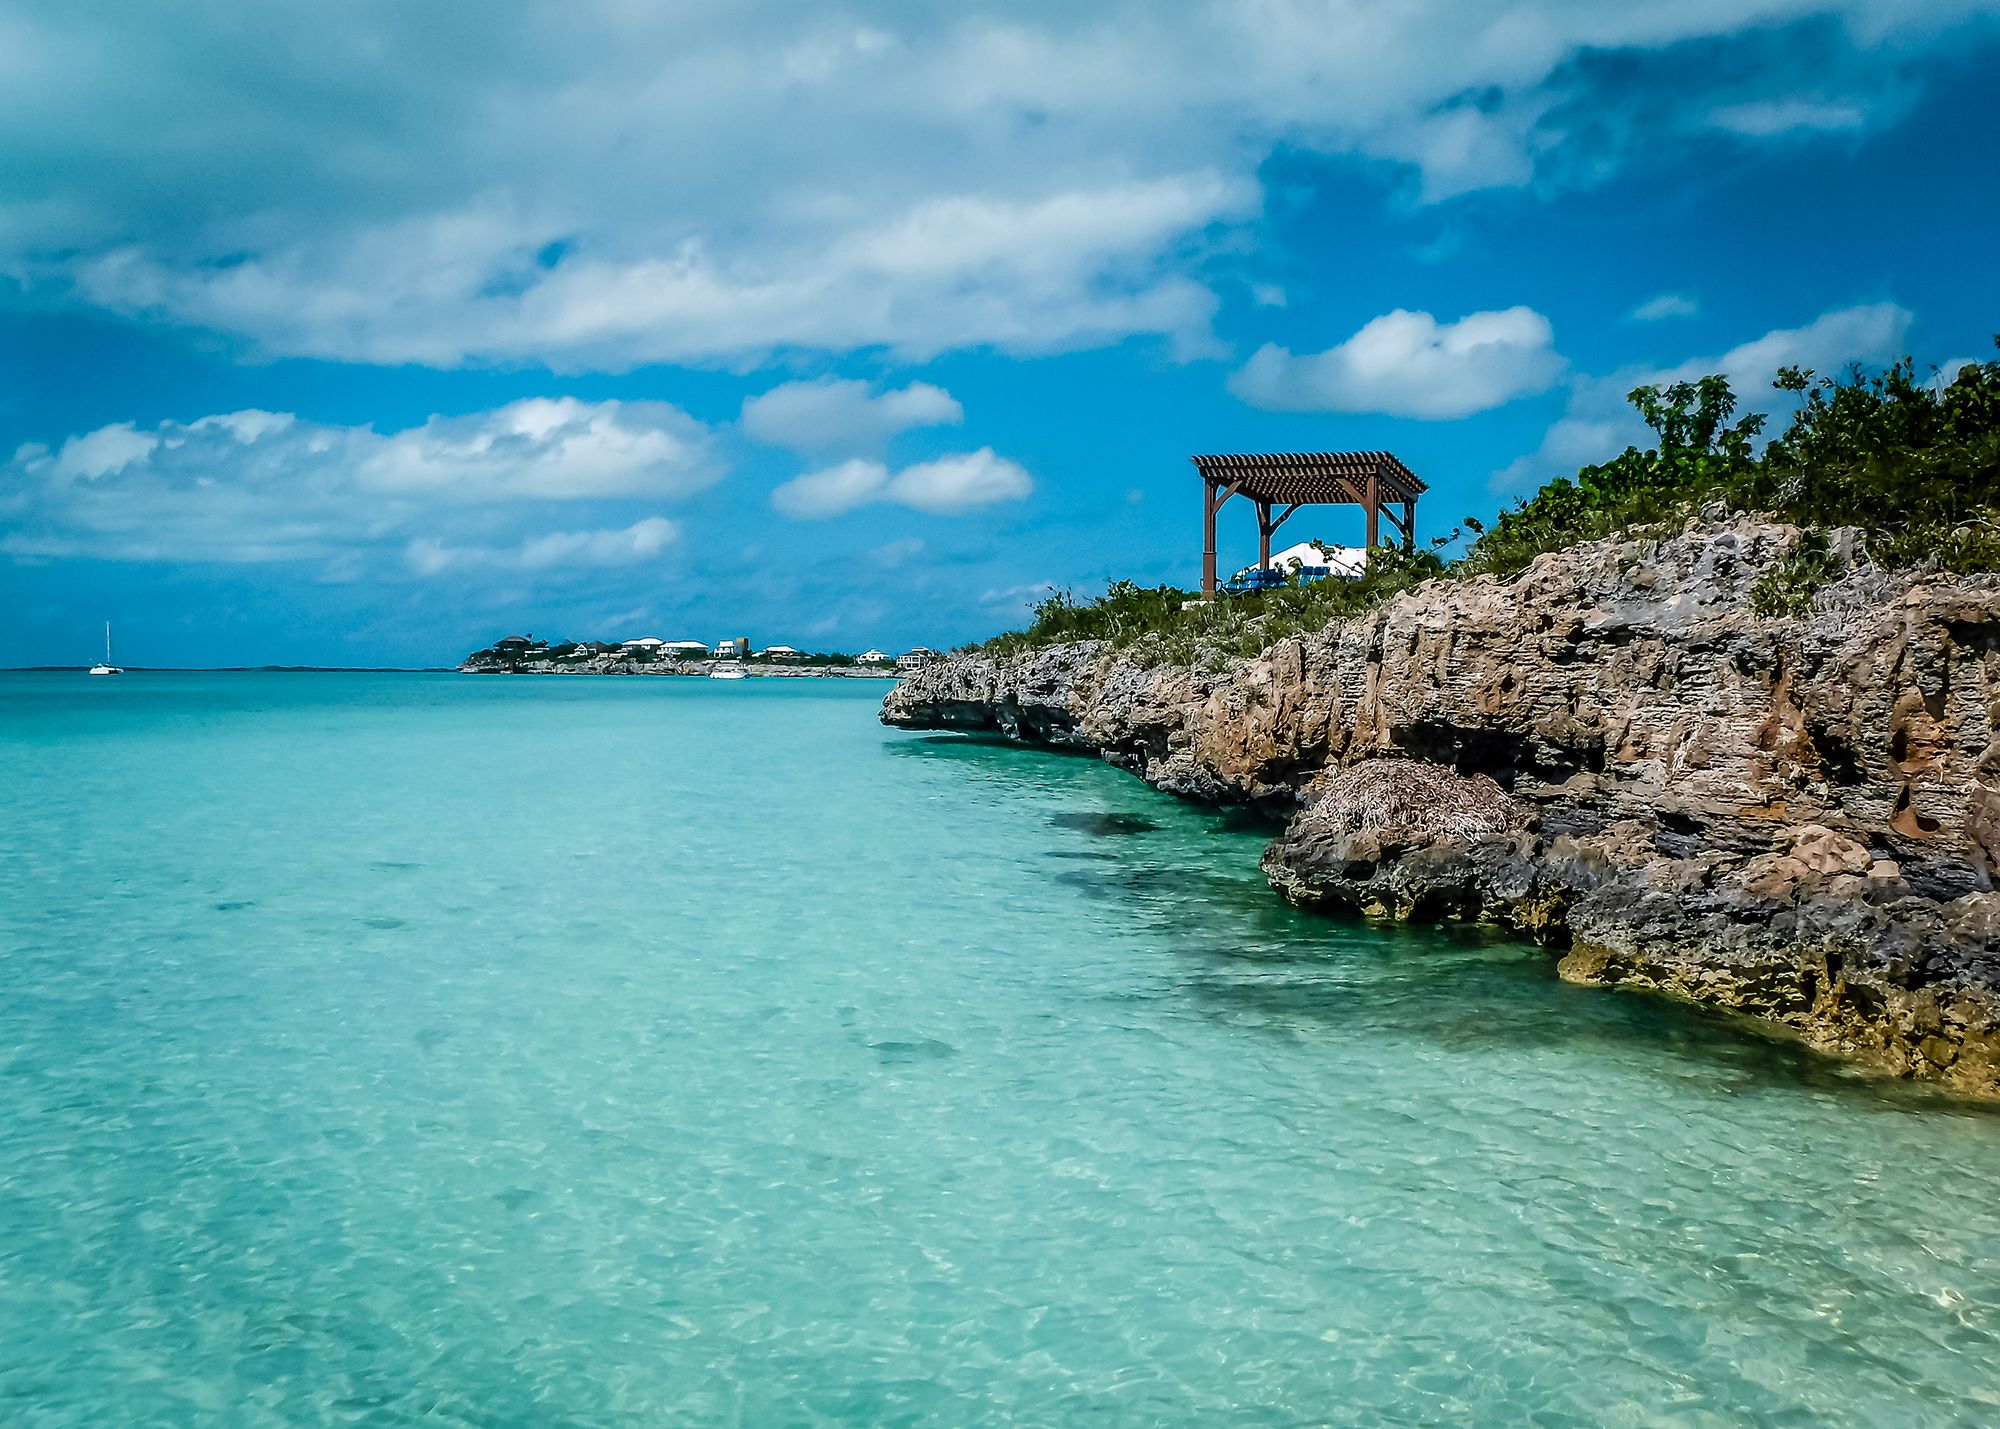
[4,671,2000,1426]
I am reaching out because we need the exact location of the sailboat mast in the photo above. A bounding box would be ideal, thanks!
[105,621,112,664]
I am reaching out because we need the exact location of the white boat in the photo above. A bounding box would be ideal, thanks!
[89,622,123,676]
[707,664,747,680]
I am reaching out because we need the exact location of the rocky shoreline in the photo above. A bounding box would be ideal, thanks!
[882,511,2000,1097]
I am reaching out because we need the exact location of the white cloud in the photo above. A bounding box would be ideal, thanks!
[6,2,1988,368]
[771,459,892,519]
[359,398,714,500]
[66,176,1249,369]
[0,401,720,569]
[772,447,1032,519]
[1632,293,1699,322]
[1230,307,1565,418]
[404,517,678,576]
[50,421,161,479]
[1494,301,1913,489]
[887,450,1034,514]
[741,378,962,453]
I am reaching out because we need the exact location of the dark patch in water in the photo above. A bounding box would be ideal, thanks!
[869,1038,957,1064]
[1195,941,1335,966]
[212,900,255,912]
[1051,811,1160,836]
[1045,849,1120,862]
[361,916,408,930]
[370,861,422,872]
[494,1188,536,1212]
[414,1027,449,1052]
[1169,952,2000,1115]
[1207,805,1284,835]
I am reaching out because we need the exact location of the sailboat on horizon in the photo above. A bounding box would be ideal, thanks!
[89,622,123,676]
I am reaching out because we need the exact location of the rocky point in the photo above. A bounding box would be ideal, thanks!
[882,510,2000,1097]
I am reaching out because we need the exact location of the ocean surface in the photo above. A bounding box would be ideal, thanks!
[4,671,2000,1426]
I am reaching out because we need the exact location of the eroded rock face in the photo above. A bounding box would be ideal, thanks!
[882,510,2000,1096]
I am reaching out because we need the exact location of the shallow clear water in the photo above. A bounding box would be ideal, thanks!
[3,672,1999,1425]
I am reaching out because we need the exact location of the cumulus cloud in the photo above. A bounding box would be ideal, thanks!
[771,448,1031,519]
[741,378,962,454]
[1493,301,1913,489]
[359,398,714,500]
[1230,307,1565,418]
[6,1,1988,368]
[771,459,894,520]
[0,400,719,569]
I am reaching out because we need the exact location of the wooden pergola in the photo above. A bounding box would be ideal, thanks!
[1192,450,1427,595]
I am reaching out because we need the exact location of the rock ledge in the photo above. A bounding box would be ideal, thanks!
[883,511,2000,1096]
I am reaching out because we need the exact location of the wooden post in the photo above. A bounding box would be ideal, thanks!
[1403,499,1416,552]
[1256,500,1272,572]
[1365,466,1381,548]
[1201,480,1218,595]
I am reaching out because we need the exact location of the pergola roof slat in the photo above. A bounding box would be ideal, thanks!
[1190,450,1426,506]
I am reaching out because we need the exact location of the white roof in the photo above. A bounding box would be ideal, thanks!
[859,649,889,661]
[761,644,802,655]
[620,636,664,647]
[661,640,709,651]
[1268,542,1368,577]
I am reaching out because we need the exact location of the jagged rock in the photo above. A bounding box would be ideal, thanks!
[882,509,2000,1096]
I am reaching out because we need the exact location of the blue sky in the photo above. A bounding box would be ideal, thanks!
[4,2,1997,667]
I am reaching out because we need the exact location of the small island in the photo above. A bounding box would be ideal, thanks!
[459,634,938,678]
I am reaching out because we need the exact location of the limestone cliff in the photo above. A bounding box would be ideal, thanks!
[882,511,2000,1096]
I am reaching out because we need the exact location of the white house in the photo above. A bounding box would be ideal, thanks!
[661,640,710,657]
[897,647,940,670]
[759,644,804,660]
[619,637,665,649]
[858,649,891,664]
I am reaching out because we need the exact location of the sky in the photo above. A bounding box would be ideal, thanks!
[4,1,1998,668]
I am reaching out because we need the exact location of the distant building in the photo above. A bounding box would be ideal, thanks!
[660,640,710,657]
[897,647,940,670]
[495,635,532,651]
[858,649,891,664]
[759,644,804,661]
[714,636,751,659]
[619,637,665,649]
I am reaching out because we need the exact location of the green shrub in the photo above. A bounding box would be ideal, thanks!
[1747,531,1843,617]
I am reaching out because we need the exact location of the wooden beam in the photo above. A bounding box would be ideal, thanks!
[1206,476,1248,516]
[1256,500,1273,571]
[1365,465,1381,548]
[1268,503,1305,538]
[1201,480,1219,595]
[1402,499,1416,551]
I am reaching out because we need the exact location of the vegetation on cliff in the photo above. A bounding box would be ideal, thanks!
[983,340,2000,664]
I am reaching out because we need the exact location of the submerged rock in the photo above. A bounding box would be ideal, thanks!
[882,509,2000,1097]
